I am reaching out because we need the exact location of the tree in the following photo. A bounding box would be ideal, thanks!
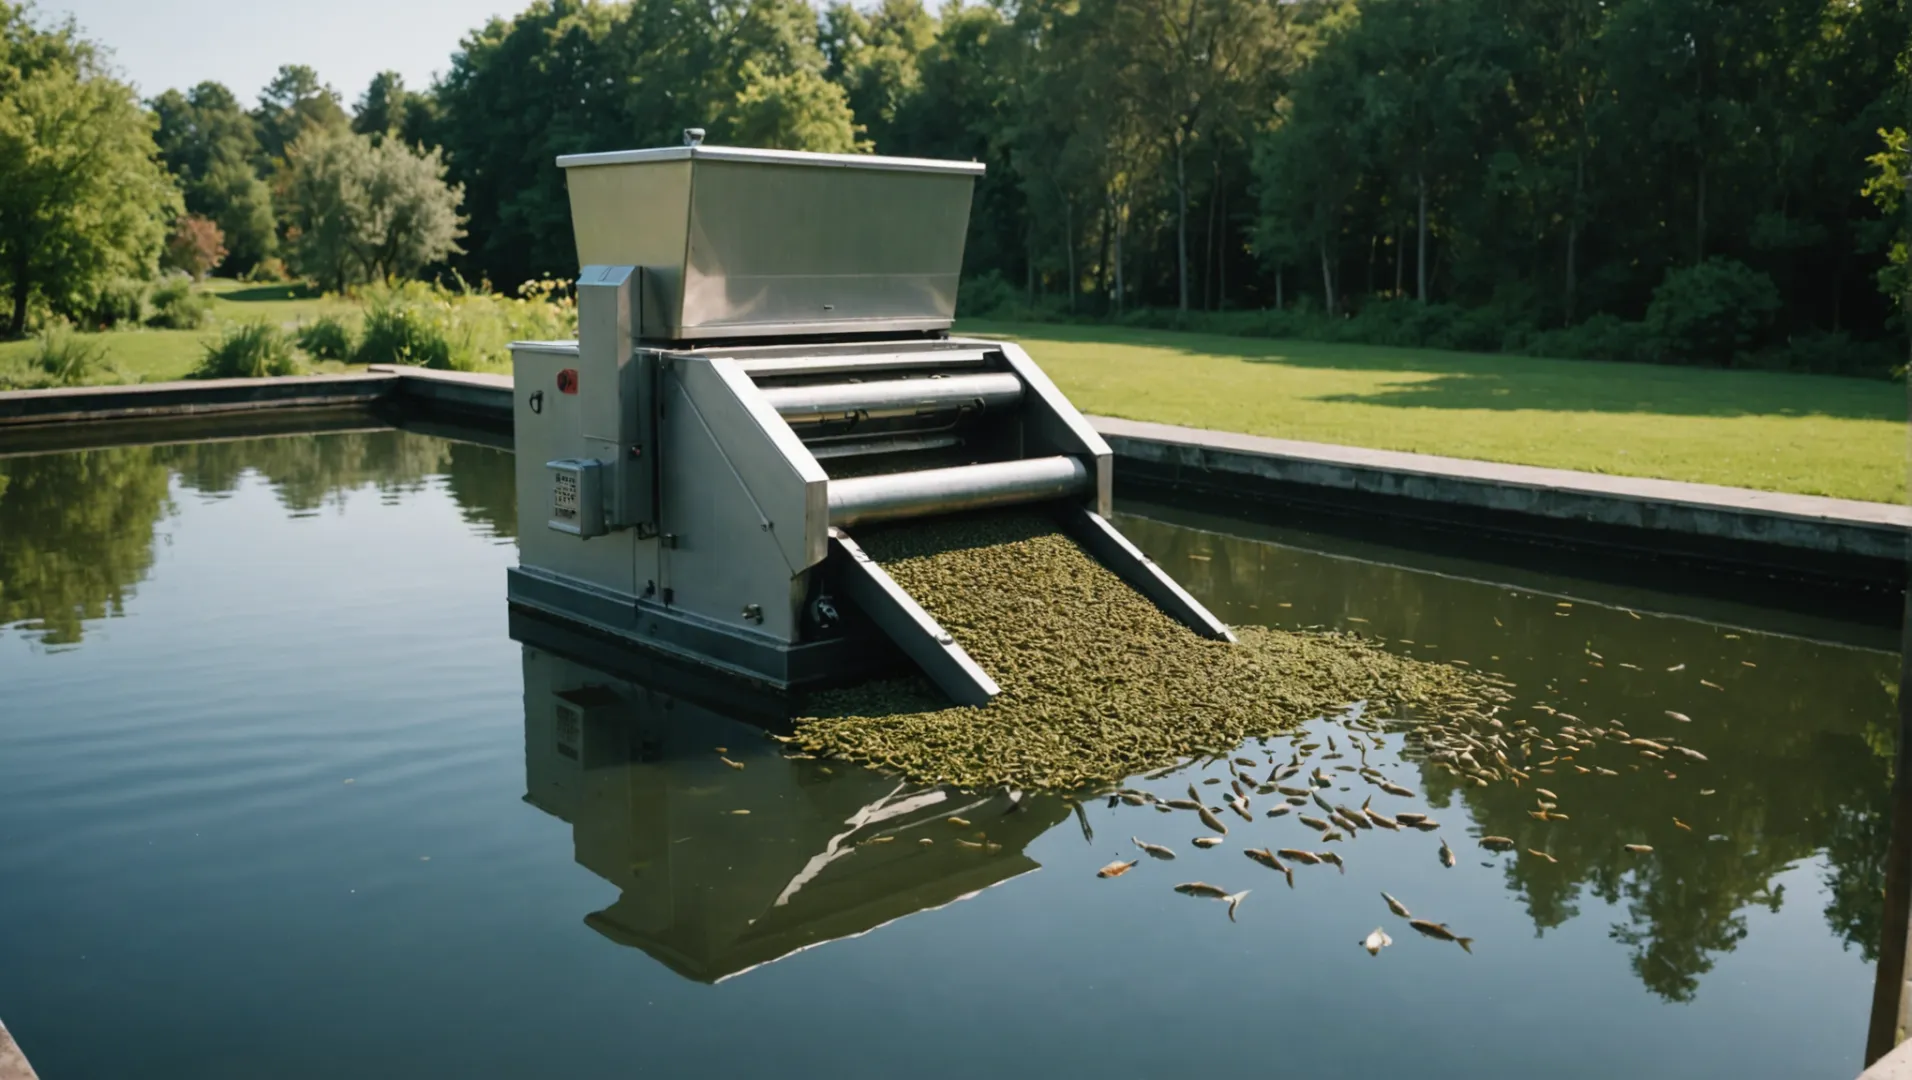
[163,214,226,278]
[0,4,180,337]
[281,129,464,292]
[251,63,348,166]
[726,60,863,152]
[150,80,276,273]
[353,70,434,147]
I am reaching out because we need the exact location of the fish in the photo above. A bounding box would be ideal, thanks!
[1133,837,1177,860]
[1320,830,1345,843]
[947,816,972,827]
[714,746,729,753]
[1364,808,1402,830]
[1276,785,1312,798]
[954,838,986,850]
[1666,711,1691,723]
[1299,742,1321,752]
[1534,788,1558,800]
[1673,817,1692,831]
[1265,805,1291,818]
[1278,848,1321,865]
[1245,848,1295,887]
[730,809,751,815]
[1700,678,1724,690]
[1379,782,1416,798]
[1192,836,1224,849]
[1626,738,1670,751]
[1118,792,1149,806]
[1312,767,1332,787]
[1381,891,1412,918]
[1526,848,1557,863]
[1667,663,1686,672]
[1595,767,1620,776]
[1408,919,1474,953]
[719,756,746,770]
[1273,764,1301,782]
[1097,859,1138,878]
[1362,928,1394,956]
[1230,780,1246,798]
[1188,783,1204,802]
[1700,789,1717,796]
[919,838,934,846]
[1318,850,1345,873]
[1409,819,1441,831]
[1229,800,1254,823]
[1479,836,1516,851]
[1313,792,1335,813]
[1674,746,1708,761]
[1438,838,1456,867]
[1164,798,1203,811]
[1197,805,1229,835]
[1623,843,1654,853]
[1174,882,1250,921]
[860,835,896,845]
[1233,757,1258,767]
[1638,750,1663,760]
[1202,777,1224,786]
[1286,796,1310,806]
[1299,814,1333,832]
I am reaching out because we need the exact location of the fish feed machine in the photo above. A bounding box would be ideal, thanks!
[508,133,1232,706]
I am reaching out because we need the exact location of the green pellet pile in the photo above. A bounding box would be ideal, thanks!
[794,513,1507,791]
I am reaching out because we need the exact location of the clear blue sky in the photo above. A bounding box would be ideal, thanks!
[46,0,518,106]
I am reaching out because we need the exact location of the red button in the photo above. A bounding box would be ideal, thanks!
[557,368,578,394]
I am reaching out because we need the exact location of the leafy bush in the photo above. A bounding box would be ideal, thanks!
[1746,331,1901,377]
[294,314,355,360]
[355,301,453,368]
[1645,257,1782,365]
[0,332,118,389]
[145,275,214,329]
[1519,314,1661,365]
[239,257,289,283]
[958,270,1018,318]
[192,321,302,379]
[351,279,576,371]
[83,278,149,329]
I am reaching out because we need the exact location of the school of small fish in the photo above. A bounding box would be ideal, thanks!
[1054,632,1728,961]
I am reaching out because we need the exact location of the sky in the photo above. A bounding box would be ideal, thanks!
[45,0,519,107]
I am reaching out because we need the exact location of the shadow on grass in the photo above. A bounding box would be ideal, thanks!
[217,284,323,303]
[970,320,1904,423]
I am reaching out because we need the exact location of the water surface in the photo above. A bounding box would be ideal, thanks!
[0,428,1896,1078]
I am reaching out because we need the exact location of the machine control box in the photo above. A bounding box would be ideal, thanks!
[547,458,606,538]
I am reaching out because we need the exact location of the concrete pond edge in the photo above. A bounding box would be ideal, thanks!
[1,365,1904,589]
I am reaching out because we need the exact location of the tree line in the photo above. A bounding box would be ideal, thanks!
[2,0,1906,369]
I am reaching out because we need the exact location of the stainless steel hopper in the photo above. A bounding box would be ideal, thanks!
[509,133,1232,704]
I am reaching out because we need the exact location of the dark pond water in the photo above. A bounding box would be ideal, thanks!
[0,427,1898,1079]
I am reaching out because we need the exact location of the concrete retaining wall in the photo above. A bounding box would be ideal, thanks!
[0,366,1901,588]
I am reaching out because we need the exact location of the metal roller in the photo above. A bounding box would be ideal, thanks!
[760,373,1023,426]
[828,456,1090,528]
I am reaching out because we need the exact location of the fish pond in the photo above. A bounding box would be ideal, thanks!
[0,425,1898,1079]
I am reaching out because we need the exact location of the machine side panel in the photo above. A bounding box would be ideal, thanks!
[656,357,828,643]
[511,348,641,602]
[1061,507,1236,642]
[993,342,1113,517]
[565,160,692,341]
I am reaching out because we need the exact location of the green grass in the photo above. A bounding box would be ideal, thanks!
[961,321,1907,505]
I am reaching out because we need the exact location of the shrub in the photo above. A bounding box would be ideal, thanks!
[351,279,576,371]
[145,274,214,329]
[958,271,1018,318]
[239,257,289,283]
[294,314,355,360]
[1520,313,1662,365]
[192,322,302,379]
[1645,257,1782,365]
[1747,330,1902,377]
[83,278,149,329]
[161,214,227,279]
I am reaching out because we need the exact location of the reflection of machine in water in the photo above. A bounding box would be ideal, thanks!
[514,613,1070,983]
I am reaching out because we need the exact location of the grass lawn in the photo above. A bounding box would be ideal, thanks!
[0,280,364,383]
[962,321,1907,505]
